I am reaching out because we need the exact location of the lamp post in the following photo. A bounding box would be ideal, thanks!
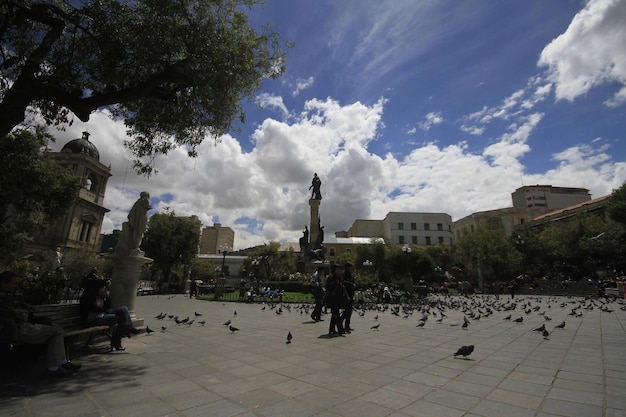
[251,258,260,284]
[515,235,528,278]
[363,259,373,277]
[402,245,412,293]
[219,243,231,277]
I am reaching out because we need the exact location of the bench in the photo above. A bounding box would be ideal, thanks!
[2,303,111,358]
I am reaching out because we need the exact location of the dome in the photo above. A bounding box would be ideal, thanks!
[61,131,99,160]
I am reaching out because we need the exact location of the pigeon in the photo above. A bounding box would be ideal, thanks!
[370,323,380,330]
[542,329,550,339]
[161,326,167,332]
[146,326,155,334]
[234,311,237,316]
[533,324,545,332]
[286,331,292,344]
[416,321,425,328]
[503,315,511,320]
[198,320,206,326]
[186,320,194,326]
[223,319,231,326]
[373,314,378,321]
[555,321,566,329]
[229,325,239,333]
[194,312,203,316]
[454,345,474,359]
[462,321,468,330]
[513,317,524,323]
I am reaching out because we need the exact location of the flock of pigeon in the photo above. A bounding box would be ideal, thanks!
[143,292,625,360]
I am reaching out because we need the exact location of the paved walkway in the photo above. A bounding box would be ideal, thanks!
[1,294,625,417]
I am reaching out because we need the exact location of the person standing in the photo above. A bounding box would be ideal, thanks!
[310,266,325,322]
[340,262,355,333]
[325,264,344,336]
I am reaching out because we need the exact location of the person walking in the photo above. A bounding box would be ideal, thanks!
[340,262,355,333]
[310,266,325,322]
[325,264,344,336]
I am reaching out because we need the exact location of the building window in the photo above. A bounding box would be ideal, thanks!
[412,236,418,244]
[437,223,443,231]
[411,222,417,230]
[424,223,430,231]
[438,236,444,244]
[425,236,431,245]
[399,236,405,244]
[329,248,336,256]
[79,221,92,242]
[398,222,404,230]
[345,248,352,254]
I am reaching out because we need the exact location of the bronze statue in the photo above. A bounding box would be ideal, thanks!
[309,173,322,200]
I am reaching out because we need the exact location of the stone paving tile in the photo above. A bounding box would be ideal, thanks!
[360,387,416,410]
[485,387,543,409]
[470,399,536,417]
[540,398,604,417]
[497,378,551,396]
[161,387,220,411]
[329,398,394,417]
[399,399,466,417]
[423,388,481,411]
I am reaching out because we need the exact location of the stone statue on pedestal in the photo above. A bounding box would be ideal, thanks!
[115,191,151,256]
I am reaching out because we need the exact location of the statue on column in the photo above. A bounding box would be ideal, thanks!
[309,173,322,200]
[299,226,309,253]
[115,191,152,256]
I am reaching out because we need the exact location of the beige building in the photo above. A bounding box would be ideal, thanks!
[345,212,455,247]
[32,132,111,253]
[454,185,594,238]
[199,223,234,254]
[511,185,591,210]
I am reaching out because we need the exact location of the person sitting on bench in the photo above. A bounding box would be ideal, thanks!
[79,280,139,352]
[0,271,82,376]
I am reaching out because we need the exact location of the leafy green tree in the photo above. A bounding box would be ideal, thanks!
[606,181,626,227]
[0,0,292,175]
[0,128,82,264]
[141,210,201,290]
[455,225,521,289]
[242,242,295,282]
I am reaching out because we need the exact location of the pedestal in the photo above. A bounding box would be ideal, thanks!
[309,198,321,248]
[109,254,153,326]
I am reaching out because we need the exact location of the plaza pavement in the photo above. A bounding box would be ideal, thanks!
[1,293,625,417]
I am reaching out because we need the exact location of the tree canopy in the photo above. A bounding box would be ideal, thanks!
[606,181,626,227]
[0,0,292,175]
[0,127,82,264]
[141,210,201,289]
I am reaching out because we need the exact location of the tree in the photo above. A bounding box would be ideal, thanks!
[140,210,201,290]
[606,181,626,227]
[1,0,292,175]
[455,225,521,289]
[0,127,82,264]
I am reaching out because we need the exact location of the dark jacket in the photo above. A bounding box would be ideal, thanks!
[325,273,343,308]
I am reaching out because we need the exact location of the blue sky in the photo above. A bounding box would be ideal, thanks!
[51,0,626,250]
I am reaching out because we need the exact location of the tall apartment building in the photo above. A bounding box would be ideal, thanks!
[198,223,234,254]
[454,185,593,238]
[346,212,455,247]
[511,185,591,210]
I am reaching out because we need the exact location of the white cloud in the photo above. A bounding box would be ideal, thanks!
[538,0,626,106]
[48,97,624,250]
[255,93,290,119]
[419,112,443,131]
[292,76,314,97]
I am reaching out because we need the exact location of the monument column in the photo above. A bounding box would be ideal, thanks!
[309,199,320,248]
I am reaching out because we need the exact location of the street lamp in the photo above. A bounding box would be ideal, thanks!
[219,243,231,277]
[402,245,412,292]
[515,235,526,277]
[363,259,373,276]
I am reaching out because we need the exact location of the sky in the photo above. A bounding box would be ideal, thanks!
[48,0,626,251]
